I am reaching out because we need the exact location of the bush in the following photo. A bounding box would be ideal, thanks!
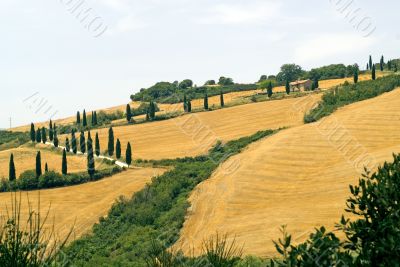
[17,170,38,190]
[38,171,64,188]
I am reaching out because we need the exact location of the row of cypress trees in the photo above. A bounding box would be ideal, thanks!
[183,91,226,113]
[76,109,98,127]
[30,121,59,147]
[8,149,68,182]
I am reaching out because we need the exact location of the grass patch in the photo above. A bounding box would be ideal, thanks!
[63,129,278,266]
[304,74,400,123]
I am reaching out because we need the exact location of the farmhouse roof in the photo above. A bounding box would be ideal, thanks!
[290,79,311,86]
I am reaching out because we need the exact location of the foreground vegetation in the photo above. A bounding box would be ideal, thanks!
[304,74,400,123]
[63,130,277,266]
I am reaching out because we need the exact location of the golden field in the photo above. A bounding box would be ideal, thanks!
[0,168,166,242]
[0,145,99,178]
[175,88,400,257]
[61,94,321,160]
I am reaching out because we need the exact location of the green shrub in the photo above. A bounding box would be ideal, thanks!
[38,171,64,188]
[17,170,38,190]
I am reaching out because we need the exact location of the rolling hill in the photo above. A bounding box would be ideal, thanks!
[174,87,400,257]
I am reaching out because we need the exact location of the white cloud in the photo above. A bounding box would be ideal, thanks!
[294,33,376,63]
[197,1,281,25]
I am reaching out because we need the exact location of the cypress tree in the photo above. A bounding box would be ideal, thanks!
[380,55,384,71]
[71,130,77,154]
[36,151,42,178]
[204,93,209,110]
[49,120,53,141]
[108,127,114,156]
[87,132,93,157]
[354,69,359,83]
[187,100,192,113]
[126,104,132,122]
[54,136,59,148]
[30,123,35,142]
[62,149,68,175]
[95,132,100,157]
[45,162,48,173]
[116,139,121,159]
[80,131,86,154]
[36,129,41,143]
[366,63,369,70]
[285,80,290,95]
[126,142,132,166]
[87,144,95,178]
[372,64,376,80]
[313,78,319,90]
[267,82,273,97]
[82,109,87,127]
[53,127,58,147]
[41,127,47,144]
[149,101,156,120]
[220,91,225,107]
[183,94,188,112]
[77,111,81,124]
[9,154,16,181]
[369,55,373,70]
[65,138,70,152]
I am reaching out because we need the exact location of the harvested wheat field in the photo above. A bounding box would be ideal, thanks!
[175,88,400,257]
[0,146,99,178]
[65,94,321,160]
[0,168,165,242]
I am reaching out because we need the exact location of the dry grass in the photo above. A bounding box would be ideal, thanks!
[0,168,166,242]
[174,88,400,258]
[0,145,99,178]
[60,94,320,160]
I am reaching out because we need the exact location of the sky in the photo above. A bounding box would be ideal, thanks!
[0,0,399,128]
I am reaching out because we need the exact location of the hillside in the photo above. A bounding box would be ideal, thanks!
[0,168,165,242]
[174,87,400,257]
[62,94,321,160]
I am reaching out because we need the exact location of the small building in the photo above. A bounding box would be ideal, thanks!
[290,79,312,92]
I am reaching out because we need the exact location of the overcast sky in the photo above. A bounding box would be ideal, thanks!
[0,0,399,128]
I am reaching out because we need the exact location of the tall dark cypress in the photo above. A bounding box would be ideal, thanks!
[204,93,209,110]
[49,120,53,141]
[87,132,93,157]
[62,149,68,175]
[116,139,121,159]
[187,100,192,113]
[372,64,376,80]
[80,131,86,154]
[41,127,47,144]
[126,142,132,166]
[285,80,290,95]
[183,94,188,112]
[30,123,35,142]
[93,111,97,125]
[36,130,41,143]
[87,146,95,178]
[77,111,81,124]
[65,138,70,152]
[9,154,16,181]
[369,55,373,70]
[82,109,87,127]
[354,69,359,83]
[108,127,114,156]
[220,91,225,107]
[149,101,156,120]
[313,78,319,90]
[53,127,58,147]
[380,55,384,71]
[45,162,48,173]
[36,151,42,178]
[54,136,59,148]
[95,132,100,157]
[267,82,273,97]
[126,104,132,122]
[71,130,77,154]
